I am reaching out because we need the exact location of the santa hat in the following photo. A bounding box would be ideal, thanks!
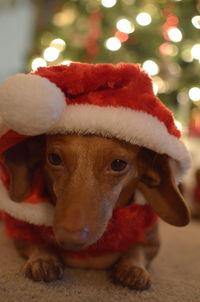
[0,63,190,183]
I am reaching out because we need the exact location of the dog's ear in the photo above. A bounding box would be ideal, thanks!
[3,136,45,202]
[136,148,190,226]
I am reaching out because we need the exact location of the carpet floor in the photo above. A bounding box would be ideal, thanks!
[0,220,200,302]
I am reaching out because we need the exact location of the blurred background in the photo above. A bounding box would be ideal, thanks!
[0,0,200,211]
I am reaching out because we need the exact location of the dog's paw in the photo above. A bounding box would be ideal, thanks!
[23,256,64,282]
[112,263,152,290]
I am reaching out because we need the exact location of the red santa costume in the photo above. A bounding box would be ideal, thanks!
[0,63,190,258]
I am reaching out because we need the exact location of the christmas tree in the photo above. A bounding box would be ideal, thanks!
[30,0,200,128]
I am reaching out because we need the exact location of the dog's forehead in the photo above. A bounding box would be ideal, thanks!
[46,134,138,154]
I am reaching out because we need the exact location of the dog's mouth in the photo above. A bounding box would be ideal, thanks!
[52,221,109,252]
[55,229,106,252]
[57,241,87,251]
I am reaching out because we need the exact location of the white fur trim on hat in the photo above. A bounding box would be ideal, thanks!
[134,190,147,205]
[48,104,191,183]
[0,179,54,226]
[0,74,66,135]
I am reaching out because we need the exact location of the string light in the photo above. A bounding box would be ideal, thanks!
[167,27,182,42]
[105,37,121,51]
[191,16,200,29]
[31,58,47,71]
[189,87,200,101]
[159,43,178,56]
[50,39,66,51]
[101,0,117,8]
[168,62,181,76]
[153,76,168,93]
[153,82,158,95]
[181,48,193,62]
[136,13,152,26]
[191,44,200,60]
[43,47,59,62]
[53,9,76,27]
[116,18,135,34]
[114,31,129,42]
[175,120,183,132]
[166,15,179,26]
[61,60,72,66]
[177,91,189,104]
[142,60,159,76]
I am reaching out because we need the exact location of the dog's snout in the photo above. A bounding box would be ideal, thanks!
[55,226,90,250]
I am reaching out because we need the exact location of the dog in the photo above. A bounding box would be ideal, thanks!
[1,133,190,290]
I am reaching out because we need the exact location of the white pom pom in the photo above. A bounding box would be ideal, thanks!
[0,74,66,135]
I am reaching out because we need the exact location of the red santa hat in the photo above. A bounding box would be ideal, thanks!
[0,62,190,183]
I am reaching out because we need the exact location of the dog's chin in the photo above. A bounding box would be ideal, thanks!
[56,229,106,252]
[58,242,87,251]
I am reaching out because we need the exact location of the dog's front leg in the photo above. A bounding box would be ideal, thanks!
[112,223,160,290]
[14,240,64,282]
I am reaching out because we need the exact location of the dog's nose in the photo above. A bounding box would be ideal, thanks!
[55,226,90,250]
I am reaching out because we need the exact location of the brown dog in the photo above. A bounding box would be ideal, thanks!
[2,134,190,290]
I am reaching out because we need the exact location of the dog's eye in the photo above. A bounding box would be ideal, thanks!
[48,153,62,166]
[110,159,128,172]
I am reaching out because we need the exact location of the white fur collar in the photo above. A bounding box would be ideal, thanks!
[0,179,54,226]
